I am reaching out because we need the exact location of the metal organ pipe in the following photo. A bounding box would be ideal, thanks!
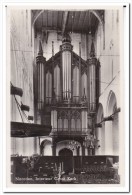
[62,50,72,99]
[73,67,79,102]
[39,63,42,109]
[89,62,96,111]
[54,65,60,102]
[37,62,40,109]
[66,52,68,98]
[61,34,73,100]
[88,40,97,112]
[79,42,81,101]
[36,40,46,111]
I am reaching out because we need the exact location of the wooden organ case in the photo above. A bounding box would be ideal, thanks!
[35,33,100,156]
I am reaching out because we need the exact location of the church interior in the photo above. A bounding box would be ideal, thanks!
[10,9,121,184]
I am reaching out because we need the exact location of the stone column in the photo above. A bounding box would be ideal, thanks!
[51,144,56,156]
[82,145,85,156]
[77,146,80,156]
[105,121,113,155]
[118,111,122,177]
[51,138,56,156]
[87,40,97,113]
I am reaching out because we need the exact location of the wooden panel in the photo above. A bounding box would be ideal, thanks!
[52,11,58,28]
[42,11,47,27]
[72,11,81,32]
[34,10,103,34]
[77,12,86,31]
[47,11,52,27]
[11,122,51,137]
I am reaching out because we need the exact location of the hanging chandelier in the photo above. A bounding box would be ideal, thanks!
[68,140,80,151]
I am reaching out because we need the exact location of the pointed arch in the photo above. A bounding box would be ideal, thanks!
[106,91,119,155]
[107,90,117,116]
[40,139,52,156]
[96,103,105,155]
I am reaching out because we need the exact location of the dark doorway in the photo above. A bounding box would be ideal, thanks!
[59,148,73,156]
[59,148,73,173]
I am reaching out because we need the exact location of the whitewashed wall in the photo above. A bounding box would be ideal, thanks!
[95,10,120,156]
[10,9,37,156]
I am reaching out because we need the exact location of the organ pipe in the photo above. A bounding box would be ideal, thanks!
[36,40,46,110]
[54,65,60,102]
[79,42,81,101]
[96,59,101,104]
[46,72,52,104]
[88,40,97,112]
[73,67,79,102]
[81,110,87,130]
[81,73,87,98]
[52,41,54,101]
[61,33,73,100]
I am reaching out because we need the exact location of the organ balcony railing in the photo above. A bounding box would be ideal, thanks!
[50,128,91,136]
[45,96,88,105]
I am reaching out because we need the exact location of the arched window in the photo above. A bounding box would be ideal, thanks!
[40,140,52,156]
[106,91,119,155]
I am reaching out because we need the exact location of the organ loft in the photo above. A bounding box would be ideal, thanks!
[35,33,101,156]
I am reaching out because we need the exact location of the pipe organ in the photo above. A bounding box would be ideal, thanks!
[35,33,100,156]
[61,34,73,100]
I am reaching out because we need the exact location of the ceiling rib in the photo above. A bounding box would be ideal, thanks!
[90,10,103,25]
[62,11,69,35]
[81,11,88,34]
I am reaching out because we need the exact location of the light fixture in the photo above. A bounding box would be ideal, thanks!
[21,103,30,112]
[95,123,102,128]
[11,84,23,97]
[68,140,80,151]
[103,116,114,121]
[28,116,34,120]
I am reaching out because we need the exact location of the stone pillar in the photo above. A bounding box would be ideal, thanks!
[118,111,122,177]
[82,145,85,156]
[87,40,97,113]
[51,145,56,156]
[77,147,80,156]
[105,121,113,155]
[79,42,81,101]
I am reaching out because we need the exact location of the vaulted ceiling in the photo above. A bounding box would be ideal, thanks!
[32,10,104,36]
